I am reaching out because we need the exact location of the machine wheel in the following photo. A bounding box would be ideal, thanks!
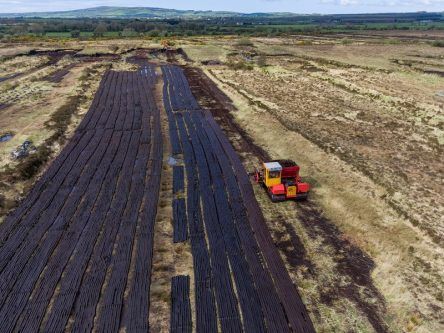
[295,193,309,201]
[270,194,286,203]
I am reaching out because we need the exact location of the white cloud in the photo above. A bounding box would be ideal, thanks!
[319,0,444,5]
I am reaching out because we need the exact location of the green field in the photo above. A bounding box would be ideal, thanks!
[44,31,122,38]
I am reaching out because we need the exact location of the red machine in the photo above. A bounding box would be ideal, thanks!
[254,160,310,202]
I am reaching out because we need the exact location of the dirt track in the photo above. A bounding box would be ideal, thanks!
[0,65,162,332]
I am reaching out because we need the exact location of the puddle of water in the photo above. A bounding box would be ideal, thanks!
[0,133,13,142]
[0,104,11,111]
[168,156,178,166]
[167,156,185,166]
[0,73,20,83]
[436,91,444,98]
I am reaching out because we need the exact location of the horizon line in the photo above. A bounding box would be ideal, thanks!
[0,5,441,16]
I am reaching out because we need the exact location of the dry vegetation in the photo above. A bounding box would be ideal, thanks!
[0,54,50,78]
[0,33,442,333]
[0,37,170,258]
[0,45,120,220]
[214,36,444,244]
[178,33,443,333]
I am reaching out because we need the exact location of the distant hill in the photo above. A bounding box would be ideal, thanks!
[1,6,442,23]
[0,6,296,19]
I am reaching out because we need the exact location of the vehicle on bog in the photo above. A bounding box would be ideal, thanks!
[253,160,310,202]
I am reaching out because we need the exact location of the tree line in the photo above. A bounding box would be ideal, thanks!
[0,15,443,40]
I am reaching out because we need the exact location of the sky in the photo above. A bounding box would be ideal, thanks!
[0,0,443,14]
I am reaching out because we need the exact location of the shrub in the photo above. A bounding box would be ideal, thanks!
[161,39,175,48]
[93,23,107,37]
[147,30,160,37]
[71,30,80,38]
[16,145,51,180]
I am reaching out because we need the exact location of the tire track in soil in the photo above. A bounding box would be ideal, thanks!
[183,65,389,333]
[298,202,389,333]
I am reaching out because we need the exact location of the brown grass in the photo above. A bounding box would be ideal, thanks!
[201,41,444,332]
[209,40,443,245]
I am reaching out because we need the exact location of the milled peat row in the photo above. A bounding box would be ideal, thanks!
[0,61,314,332]
[163,64,314,333]
[0,65,162,332]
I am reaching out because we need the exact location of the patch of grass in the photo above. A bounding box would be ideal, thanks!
[226,60,253,71]
[382,38,402,45]
[0,191,17,216]
[181,44,227,62]
[235,38,254,47]
[2,93,83,183]
[150,283,170,304]
[431,40,444,47]
[0,64,103,186]
[296,40,313,46]
[0,82,19,93]
[79,64,105,82]
[45,95,84,143]
[76,46,117,56]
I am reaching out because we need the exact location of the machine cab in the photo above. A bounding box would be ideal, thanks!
[263,162,282,188]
